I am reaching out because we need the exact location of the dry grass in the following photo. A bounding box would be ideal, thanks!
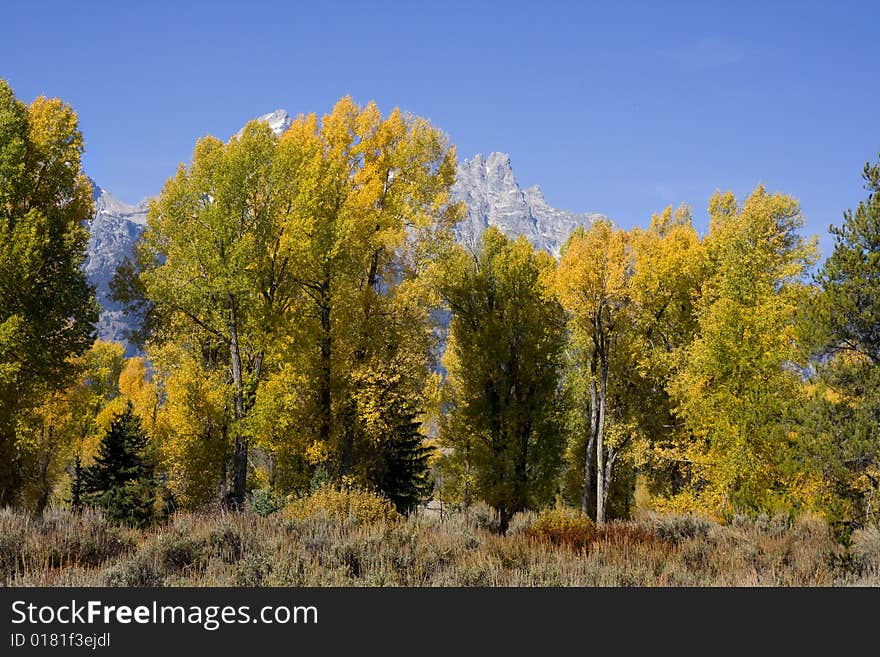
[1,503,877,587]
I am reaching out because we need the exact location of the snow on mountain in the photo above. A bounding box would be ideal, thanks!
[236,109,293,138]
[258,109,293,136]
[85,111,607,351]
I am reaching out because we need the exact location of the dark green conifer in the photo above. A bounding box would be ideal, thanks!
[376,415,434,514]
[82,402,156,526]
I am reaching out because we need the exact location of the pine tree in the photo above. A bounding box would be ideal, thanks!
[814,154,880,364]
[804,154,880,524]
[82,402,156,526]
[375,415,434,514]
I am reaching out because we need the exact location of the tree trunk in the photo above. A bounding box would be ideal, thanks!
[218,419,228,501]
[499,505,511,535]
[71,455,83,511]
[268,451,277,491]
[464,441,472,509]
[318,276,333,453]
[602,447,616,522]
[513,415,531,528]
[581,352,599,515]
[595,350,608,525]
[35,426,52,516]
[228,297,248,509]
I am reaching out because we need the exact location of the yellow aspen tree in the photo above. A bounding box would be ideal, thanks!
[555,220,632,524]
[669,186,816,517]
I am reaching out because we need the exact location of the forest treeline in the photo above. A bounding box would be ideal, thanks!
[2,79,879,532]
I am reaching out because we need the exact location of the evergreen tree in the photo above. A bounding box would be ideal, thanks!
[374,414,434,514]
[814,154,880,363]
[804,154,880,525]
[82,402,156,527]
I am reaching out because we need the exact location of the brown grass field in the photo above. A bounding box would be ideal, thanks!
[2,501,878,587]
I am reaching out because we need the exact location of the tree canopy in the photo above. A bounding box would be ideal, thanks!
[0,79,98,506]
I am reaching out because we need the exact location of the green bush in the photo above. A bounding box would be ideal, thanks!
[154,531,205,572]
[249,489,283,517]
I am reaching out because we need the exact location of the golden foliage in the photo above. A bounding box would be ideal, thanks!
[283,484,399,525]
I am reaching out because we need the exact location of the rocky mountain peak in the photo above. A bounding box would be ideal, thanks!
[84,181,149,353]
[451,152,605,257]
[256,109,293,136]
[522,184,547,205]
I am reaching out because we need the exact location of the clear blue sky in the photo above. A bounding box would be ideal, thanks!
[4,0,879,257]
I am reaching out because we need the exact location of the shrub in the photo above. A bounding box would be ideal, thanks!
[0,507,138,582]
[249,489,283,517]
[208,523,245,563]
[0,506,869,586]
[468,502,501,532]
[594,523,659,547]
[507,510,538,535]
[235,551,271,586]
[153,531,205,573]
[646,513,716,544]
[309,466,333,494]
[0,510,25,582]
[284,484,400,526]
[102,555,162,587]
[525,508,595,550]
[852,525,880,571]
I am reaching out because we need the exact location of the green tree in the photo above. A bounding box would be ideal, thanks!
[438,228,567,533]
[250,98,460,490]
[669,186,816,517]
[797,365,880,526]
[373,413,434,514]
[802,154,880,525]
[0,80,98,506]
[814,154,880,364]
[82,402,157,527]
[135,120,293,507]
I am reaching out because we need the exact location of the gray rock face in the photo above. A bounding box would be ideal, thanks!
[84,111,607,350]
[84,181,149,352]
[451,152,605,257]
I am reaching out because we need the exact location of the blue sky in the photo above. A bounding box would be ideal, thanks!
[4,0,879,257]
